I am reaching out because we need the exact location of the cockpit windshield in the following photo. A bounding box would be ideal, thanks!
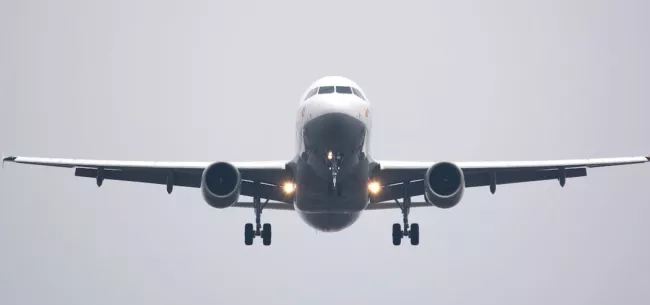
[335,86,352,94]
[305,85,366,100]
[318,86,335,94]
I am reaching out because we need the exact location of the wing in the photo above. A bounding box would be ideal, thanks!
[2,155,295,209]
[367,155,650,209]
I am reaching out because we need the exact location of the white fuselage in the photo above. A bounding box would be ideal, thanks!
[290,76,373,232]
[297,89,372,157]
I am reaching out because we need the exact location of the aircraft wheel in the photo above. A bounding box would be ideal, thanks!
[392,223,402,246]
[409,223,420,246]
[244,223,254,246]
[262,223,272,246]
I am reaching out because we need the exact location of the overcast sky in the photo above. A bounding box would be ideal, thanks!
[1,0,649,304]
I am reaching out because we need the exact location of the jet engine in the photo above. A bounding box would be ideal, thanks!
[201,162,241,209]
[424,162,465,209]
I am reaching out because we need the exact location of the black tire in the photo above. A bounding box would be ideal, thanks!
[392,235,401,246]
[244,223,254,246]
[392,223,402,246]
[409,223,420,246]
[262,223,272,246]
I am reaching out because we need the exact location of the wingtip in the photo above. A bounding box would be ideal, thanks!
[2,156,16,162]
[646,155,650,161]
[2,154,16,171]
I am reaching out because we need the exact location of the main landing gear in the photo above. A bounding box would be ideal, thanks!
[245,185,272,246]
[392,181,419,246]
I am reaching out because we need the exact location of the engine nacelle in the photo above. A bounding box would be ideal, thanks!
[424,162,465,209]
[201,162,241,209]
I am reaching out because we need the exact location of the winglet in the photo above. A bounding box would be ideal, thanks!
[2,153,15,172]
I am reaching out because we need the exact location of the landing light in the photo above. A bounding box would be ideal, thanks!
[327,151,333,160]
[368,181,381,195]
[282,181,296,194]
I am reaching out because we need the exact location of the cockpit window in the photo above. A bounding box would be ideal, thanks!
[335,86,352,94]
[318,86,335,94]
[305,88,317,100]
[351,87,365,100]
[309,85,365,99]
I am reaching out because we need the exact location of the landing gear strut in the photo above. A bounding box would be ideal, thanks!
[245,182,272,246]
[392,181,419,246]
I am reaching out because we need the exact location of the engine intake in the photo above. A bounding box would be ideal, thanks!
[424,162,465,209]
[201,162,241,209]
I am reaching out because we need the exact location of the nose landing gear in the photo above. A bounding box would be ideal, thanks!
[326,151,344,197]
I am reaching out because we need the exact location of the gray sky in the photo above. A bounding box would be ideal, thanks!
[1,0,649,304]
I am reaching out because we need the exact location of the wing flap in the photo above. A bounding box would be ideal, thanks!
[4,156,288,171]
[240,181,292,203]
[74,167,292,203]
[233,202,295,210]
[4,155,293,203]
[75,168,201,188]
[377,156,648,172]
[457,156,649,170]
[8,156,209,170]
[464,167,587,187]
[370,167,588,204]
[6,156,291,187]
[366,202,431,210]
[369,154,647,207]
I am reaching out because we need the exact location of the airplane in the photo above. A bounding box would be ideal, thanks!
[2,76,649,246]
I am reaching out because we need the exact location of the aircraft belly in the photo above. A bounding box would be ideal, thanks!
[294,147,369,213]
[294,113,370,232]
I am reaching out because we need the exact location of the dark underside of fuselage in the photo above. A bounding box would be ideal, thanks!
[294,112,369,232]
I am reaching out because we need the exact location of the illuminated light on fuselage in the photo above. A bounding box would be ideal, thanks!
[368,181,381,195]
[282,181,296,194]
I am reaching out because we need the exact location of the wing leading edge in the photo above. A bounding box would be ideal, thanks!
[367,155,650,209]
[2,156,295,208]
[4,154,649,211]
